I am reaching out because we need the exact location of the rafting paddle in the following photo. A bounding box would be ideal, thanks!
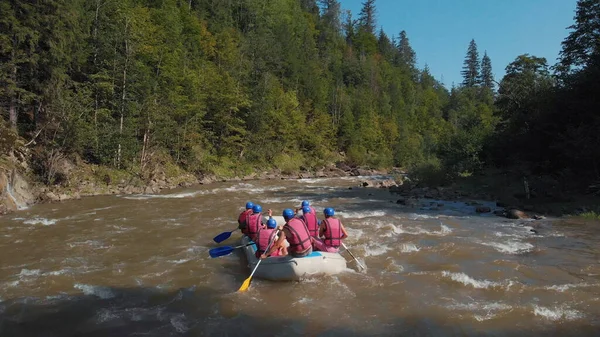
[213,228,238,243]
[209,243,255,258]
[341,242,366,271]
[238,229,280,292]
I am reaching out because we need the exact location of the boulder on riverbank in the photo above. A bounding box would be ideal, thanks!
[0,167,36,214]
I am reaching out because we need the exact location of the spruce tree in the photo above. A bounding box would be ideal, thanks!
[358,0,376,35]
[461,39,480,87]
[378,28,394,61]
[479,51,494,90]
[319,0,341,35]
[396,30,416,69]
[557,0,600,75]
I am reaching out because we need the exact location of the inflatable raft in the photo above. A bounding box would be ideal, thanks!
[239,216,347,281]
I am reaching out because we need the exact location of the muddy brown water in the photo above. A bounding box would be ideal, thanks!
[1,176,599,336]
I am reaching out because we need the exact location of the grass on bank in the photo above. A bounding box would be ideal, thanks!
[577,211,600,220]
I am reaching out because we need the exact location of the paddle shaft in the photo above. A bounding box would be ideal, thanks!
[239,229,280,292]
[341,242,365,270]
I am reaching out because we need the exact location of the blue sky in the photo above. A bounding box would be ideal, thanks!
[338,0,578,87]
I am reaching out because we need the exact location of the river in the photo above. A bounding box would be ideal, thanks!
[1,176,599,336]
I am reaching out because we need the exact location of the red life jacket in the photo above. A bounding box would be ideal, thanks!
[238,209,252,234]
[246,213,262,241]
[302,211,319,237]
[284,218,311,252]
[255,227,277,256]
[323,218,342,247]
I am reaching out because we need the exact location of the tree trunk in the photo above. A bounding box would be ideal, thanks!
[9,96,17,131]
[118,20,129,169]
[9,41,17,130]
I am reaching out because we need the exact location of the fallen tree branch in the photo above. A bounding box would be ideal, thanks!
[24,128,43,147]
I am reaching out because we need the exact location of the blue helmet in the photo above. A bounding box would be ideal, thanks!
[267,218,277,229]
[252,204,262,213]
[245,201,254,209]
[282,208,294,220]
[302,200,310,207]
[302,206,311,214]
[324,207,335,217]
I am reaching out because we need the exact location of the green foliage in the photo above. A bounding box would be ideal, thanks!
[461,39,480,87]
[410,157,449,186]
[0,0,514,185]
[273,153,305,175]
[479,52,494,90]
[578,211,600,220]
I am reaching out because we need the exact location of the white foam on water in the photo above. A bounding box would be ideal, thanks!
[379,223,405,237]
[11,217,26,221]
[19,269,41,277]
[441,271,506,289]
[23,218,57,226]
[407,213,439,220]
[400,243,420,253]
[337,210,386,219]
[74,283,116,299]
[3,280,20,288]
[261,197,287,203]
[109,225,134,233]
[478,240,534,255]
[121,191,203,200]
[216,183,286,194]
[170,314,189,333]
[448,300,513,320]
[362,243,392,257]
[168,259,191,265]
[68,240,110,249]
[543,283,598,292]
[384,257,404,273]
[296,178,322,184]
[345,228,364,242]
[400,224,453,236]
[96,308,120,323]
[448,301,512,311]
[533,305,583,321]
[93,206,115,211]
[295,297,312,305]
[493,231,527,239]
[45,269,72,276]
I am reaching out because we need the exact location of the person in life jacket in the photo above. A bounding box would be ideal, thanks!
[256,218,288,259]
[295,200,316,217]
[300,206,319,238]
[238,201,254,235]
[271,208,313,258]
[246,204,272,241]
[312,207,348,253]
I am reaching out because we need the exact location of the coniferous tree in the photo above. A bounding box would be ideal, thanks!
[377,29,395,62]
[461,39,480,87]
[358,0,376,35]
[557,0,600,75]
[319,0,342,35]
[396,30,416,69]
[479,51,494,90]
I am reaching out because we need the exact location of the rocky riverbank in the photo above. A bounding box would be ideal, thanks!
[0,153,389,215]
[2,149,598,221]
[358,171,600,220]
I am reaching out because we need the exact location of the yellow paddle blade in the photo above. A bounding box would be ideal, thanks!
[238,276,252,292]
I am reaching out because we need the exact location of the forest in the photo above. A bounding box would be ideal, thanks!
[1,0,599,190]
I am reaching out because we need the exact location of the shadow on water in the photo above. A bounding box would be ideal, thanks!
[1,285,598,337]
